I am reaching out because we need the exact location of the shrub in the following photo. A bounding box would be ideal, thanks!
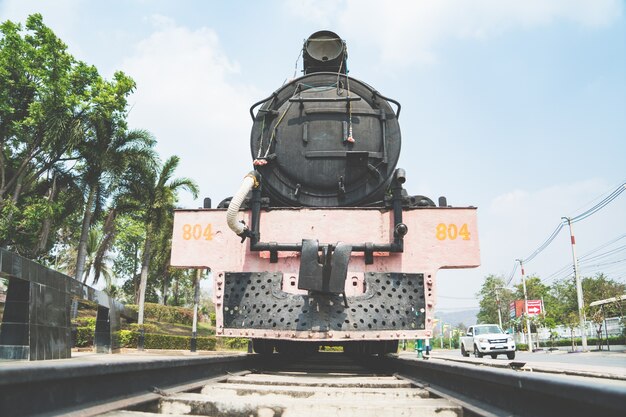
[75,326,94,347]
[125,303,194,325]
[544,336,625,347]
[197,337,218,351]
[117,330,216,350]
[118,330,138,347]
[221,338,249,350]
[128,323,159,333]
[320,346,342,352]
[74,317,97,327]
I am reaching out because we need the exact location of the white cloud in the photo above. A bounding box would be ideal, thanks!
[121,15,261,207]
[285,0,623,65]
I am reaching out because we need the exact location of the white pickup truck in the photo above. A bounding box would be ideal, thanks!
[460,324,516,359]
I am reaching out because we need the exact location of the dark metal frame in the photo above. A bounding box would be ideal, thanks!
[245,168,408,265]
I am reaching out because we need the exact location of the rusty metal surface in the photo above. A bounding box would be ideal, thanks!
[222,272,426,336]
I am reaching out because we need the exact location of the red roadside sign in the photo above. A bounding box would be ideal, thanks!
[526,300,543,316]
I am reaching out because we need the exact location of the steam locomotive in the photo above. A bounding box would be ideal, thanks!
[170,31,480,354]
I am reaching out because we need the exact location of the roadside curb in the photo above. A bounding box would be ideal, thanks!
[426,355,626,382]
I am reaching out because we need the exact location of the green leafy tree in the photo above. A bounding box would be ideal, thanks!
[0,14,93,203]
[113,214,145,303]
[0,14,97,253]
[89,129,157,287]
[168,269,196,307]
[135,155,198,326]
[545,278,576,327]
[546,273,624,331]
[513,276,551,331]
[476,275,514,327]
[582,273,625,314]
[0,14,205,311]
[74,73,148,283]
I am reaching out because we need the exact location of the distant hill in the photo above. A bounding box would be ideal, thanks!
[434,309,479,330]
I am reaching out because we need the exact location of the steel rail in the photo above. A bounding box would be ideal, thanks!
[384,356,626,417]
[0,354,252,417]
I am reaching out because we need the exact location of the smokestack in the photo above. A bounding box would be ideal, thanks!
[303,30,347,75]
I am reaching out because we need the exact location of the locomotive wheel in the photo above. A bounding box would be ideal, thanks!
[343,343,358,356]
[252,339,274,355]
[343,340,399,355]
[275,341,318,356]
[384,340,399,354]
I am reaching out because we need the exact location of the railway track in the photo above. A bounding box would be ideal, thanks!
[99,353,462,417]
[2,351,625,416]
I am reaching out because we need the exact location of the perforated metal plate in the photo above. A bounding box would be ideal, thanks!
[222,272,426,332]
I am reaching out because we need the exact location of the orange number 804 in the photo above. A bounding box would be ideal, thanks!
[182,223,213,241]
[436,223,470,241]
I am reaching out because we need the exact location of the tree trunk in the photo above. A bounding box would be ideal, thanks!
[162,272,169,306]
[1,173,24,242]
[0,138,6,199]
[12,175,23,204]
[33,173,59,258]
[133,242,140,303]
[92,209,117,285]
[137,225,152,326]
[75,185,97,283]
[173,277,180,306]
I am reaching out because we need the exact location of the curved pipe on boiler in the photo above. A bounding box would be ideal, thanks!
[227,171,260,237]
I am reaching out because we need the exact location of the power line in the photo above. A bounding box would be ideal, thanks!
[581,258,626,270]
[566,179,626,217]
[504,262,518,287]
[522,222,564,263]
[570,182,626,223]
[579,245,626,264]
[579,234,626,259]
[507,181,626,287]
[543,235,626,283]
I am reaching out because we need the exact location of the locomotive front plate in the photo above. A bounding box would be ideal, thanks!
[222,272,426,333]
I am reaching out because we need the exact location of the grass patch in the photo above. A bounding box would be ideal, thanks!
[125,321,215,337]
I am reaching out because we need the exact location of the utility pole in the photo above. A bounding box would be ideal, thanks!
[516,259,533,352]
[440,322,444,349]
[191,268,202,352]
[494,287,503,330]
[562,217,588,351]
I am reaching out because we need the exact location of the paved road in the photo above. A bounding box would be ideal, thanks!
[432,346,626,366]
[408,347,626,380]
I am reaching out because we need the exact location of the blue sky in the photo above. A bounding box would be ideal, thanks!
[2,0,624,313]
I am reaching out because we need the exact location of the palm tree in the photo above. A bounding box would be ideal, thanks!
[74,120,155,283]
[89,129,157,287]
[135,155,198,343]
[81,227,114,283]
